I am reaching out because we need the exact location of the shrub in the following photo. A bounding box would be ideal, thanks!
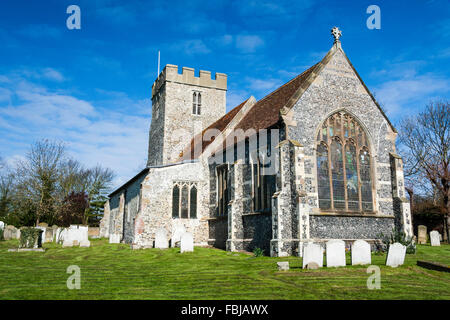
[19,227,42,248]
[253,247,264,257]
[376,229,416,254]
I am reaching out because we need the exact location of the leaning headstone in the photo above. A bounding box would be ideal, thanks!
[109,234,121,244]
[302,243,323,269]
[171,226,186,248]
[180,232,194,253]
[155,228,169,249]
[386,242,406,267]
[418,225,427,244]
[326,240,346,267]
[430,231,440,246]
[80,240,91,247]
[277,262,289,271]
[351,240,371,265]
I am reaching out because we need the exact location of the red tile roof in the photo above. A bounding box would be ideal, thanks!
[180,63,318,160]
[235,64,317,132]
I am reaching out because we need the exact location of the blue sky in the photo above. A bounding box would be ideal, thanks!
[0,0,449,188]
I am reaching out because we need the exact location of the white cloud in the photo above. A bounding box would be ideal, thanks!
[235,35,264,53]
[0,71,149,190]
[172,39,211,55]
[374,74,449,115]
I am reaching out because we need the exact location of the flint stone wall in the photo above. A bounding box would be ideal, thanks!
[287,48,399,241]
[134,161,208,248]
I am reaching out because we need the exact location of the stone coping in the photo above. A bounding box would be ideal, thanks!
[310,211,394,218]
[8,248,46,252]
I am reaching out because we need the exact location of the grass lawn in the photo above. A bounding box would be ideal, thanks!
[0,239,449,300]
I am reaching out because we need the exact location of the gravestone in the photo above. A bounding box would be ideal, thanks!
[62,240,73,247]
[0,221,4,230]
[351,240,371,265]
[430,231,440,246]
[171,226,186,247]
[57,225,89,244]
[306,262,319,270]
[109,234,121,244]
[386,242,406,267]
[326,240,346,267]
[302,243,323,269]
[180,232,194,253]
[4,225,20,240]
[277,262,289,271]
[88,227,100,239]
[80,240,91,247]
[155,228,169,249]
[418,225,427,244]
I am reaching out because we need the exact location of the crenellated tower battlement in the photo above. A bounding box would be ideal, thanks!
[152,65,227,98]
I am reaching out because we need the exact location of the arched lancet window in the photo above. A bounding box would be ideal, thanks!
[190,186,197,218]
[181,185,189,218]
[192,92,201,115]
[172,185,180,218]
[172,182,198,219]
[316,111,373,212]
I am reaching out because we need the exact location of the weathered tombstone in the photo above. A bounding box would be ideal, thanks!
[306,262,319,270]
[155,228,169,249]
[277,262,289,271]
[109,234,121,244]
[4,225,19,240]
[302,243,323,269]
[88,227,100,239]
[62,240,73,247]
[80,240,91,247]
[45,228,54,242]
[326,240,346,267]
[351,240,371,265]
[180,232,194,253]
[386,242,406,267]
[418,225,427,244]
[0,221,4,230]
[171,226,186,247]
[430,231,440,246]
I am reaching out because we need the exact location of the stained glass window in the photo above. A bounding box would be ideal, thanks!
[316,111,374,212]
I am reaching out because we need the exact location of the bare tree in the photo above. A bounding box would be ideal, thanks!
[16,140,66,226]
[399,100,449,241]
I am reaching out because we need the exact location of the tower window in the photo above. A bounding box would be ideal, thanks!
[192,92,201,115]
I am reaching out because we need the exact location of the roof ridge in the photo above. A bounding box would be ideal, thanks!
[254,63,319,106]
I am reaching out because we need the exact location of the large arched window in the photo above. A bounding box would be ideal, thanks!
[316,111,373,212]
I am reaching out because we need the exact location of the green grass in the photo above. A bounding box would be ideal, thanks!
[0,239,449,300]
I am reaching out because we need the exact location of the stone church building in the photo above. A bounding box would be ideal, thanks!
[100,28,413,256]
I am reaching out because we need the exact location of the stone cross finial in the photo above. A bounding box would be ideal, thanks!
[331,26,342,43]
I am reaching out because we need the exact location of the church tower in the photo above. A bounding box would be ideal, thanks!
[147,65,227,166]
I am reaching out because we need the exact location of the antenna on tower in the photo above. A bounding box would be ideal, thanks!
[157,50,160,77]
